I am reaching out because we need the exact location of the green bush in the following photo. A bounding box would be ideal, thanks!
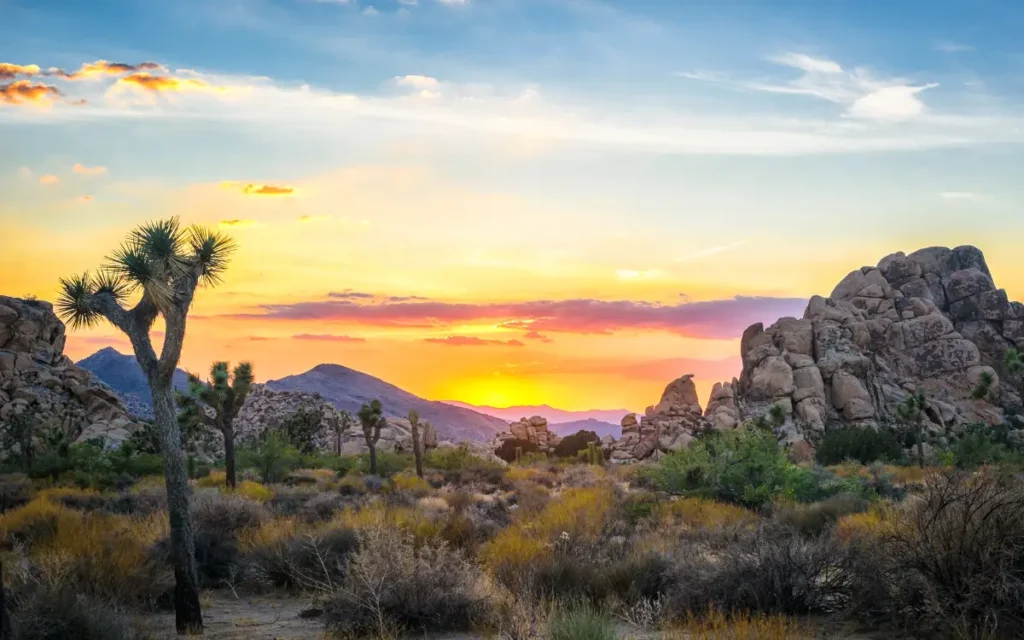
[237,431,302,483]
[644,429,867,508]
[815,427,903,466]
[548,607,617,640]
[952,423,1023,468]
[494,438,539,463]
[356,451,413,478]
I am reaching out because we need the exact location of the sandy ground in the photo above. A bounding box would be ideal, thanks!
[138,592,889,639]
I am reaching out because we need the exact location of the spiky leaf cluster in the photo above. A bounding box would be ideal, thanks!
[176,361,255,436]
[57,217,236,328]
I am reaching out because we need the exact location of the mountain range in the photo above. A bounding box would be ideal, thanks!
[547,418,621,439]
[76,349,507,442]
[443,402,631,426]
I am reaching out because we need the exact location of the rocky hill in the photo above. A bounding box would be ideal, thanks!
[77,347,189,419]
[0,296,141,449]
[549,418,621,439]
[266,364,508,442]
[605,245,1023,462]
[445,402,630,426]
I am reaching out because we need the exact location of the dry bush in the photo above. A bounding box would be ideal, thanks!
[774,493,869,536]
[322,524,497,638]
[558,465,606,488]
[664,521,851,617]
[390,471,431,497]
[665,609,816,640]
[4,580,148,640]
[506,466,558,487]
[234,480,273,502]
[237,517,358,591]
[266,485,319,517]
[337,473,369,496]
[192,489,270,535]
[0,474,33,513]
[657,497,758,530]
[849,468,1024,638]
[195,470,227,488]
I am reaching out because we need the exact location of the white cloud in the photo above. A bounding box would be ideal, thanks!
[362,6,379,15]
[395,74,440,89]
[437,0,470,4]
[769,53,843,74]
[935,42,974,53]
[847,84,938,121]
[3,66,1021,157]
[616,269,665,281]
[16,166,34,180]
[939,191,990,201]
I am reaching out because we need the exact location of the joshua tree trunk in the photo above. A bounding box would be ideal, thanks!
[368,444,378,475]
[1,561,9,640]
[335,428,342,457]
[152,382,203,634]
[223,424,237,489]
[916,420,924,469]
[411,421,423,479]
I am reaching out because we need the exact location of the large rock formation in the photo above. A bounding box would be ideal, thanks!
[490,415,562,453]
[720,245,1020,449]
[235,384,438,455]
[607,374,705,461]
[0,296,142,449]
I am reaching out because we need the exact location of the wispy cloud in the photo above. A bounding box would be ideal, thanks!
[38,174,59,185]
[425,336,524,347]
[231,295,807,340]
[0,80,62,107]
[242,183,295,196]
[939,191,990,201]
[292,333,366,342]
[935,42,974,53]
[0,63,41,80]
[220,218,258,227]
[73,163,107,175]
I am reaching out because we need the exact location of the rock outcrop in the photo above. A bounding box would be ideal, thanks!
[607,374,706,461]
[719,245,1020,451]
[0,296,142,450]
[490,415,562,453]
[235,384,438,455]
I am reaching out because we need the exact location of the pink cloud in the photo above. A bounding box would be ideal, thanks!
[424,336,526,347]
[237,296,806,340]
[292,334,367,343]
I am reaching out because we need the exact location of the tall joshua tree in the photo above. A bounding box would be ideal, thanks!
[177,361,254,489]
[357,399,386,475]
[896,388,929,469]
[329,409,355,457]
[57,217,235,634]
[408,409,424,479]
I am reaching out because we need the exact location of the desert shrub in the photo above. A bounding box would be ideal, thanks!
[552,430,601,459]
[644,429,838,508]
[815,427,903,466]
[266,485,318,517]
[234,480,273,502]
[494,438,539,463]
[239,519,359,591]
[301,492,350,522]
[669,609,815,639]
[774,493,869,536]
[506,466,558,487]
[559,464,606,488]
[0,494,78,548]
[848,469,1024,637]
[664,522,851,616]
[621,491,660,526]
[390,471,431,497]
[425,445,485,471]
[356,451,413,478]
[952,422,1021,468]
[657,497,757,530]
[0,474,33,513]
[237,431,302,483]
[337,473,369,496]
[323,525,496,637]
[192,490,269,535]
[6,583,147,640]
[548,606,617,640]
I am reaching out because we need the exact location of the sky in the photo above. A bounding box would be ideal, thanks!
[2,0,1023,413]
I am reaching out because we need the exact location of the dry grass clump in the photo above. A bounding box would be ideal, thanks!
[658,497,757,530]
[390,471,432,497]
[3,583,149,640]
[506,466,558,487]
[0,473,33,513]
[665,609,816,639]
[236,515,359,591]
[774,493,869,536]
[322,524,497,638]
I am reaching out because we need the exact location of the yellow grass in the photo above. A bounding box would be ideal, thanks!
[667,609,816,639]
[336,502,442,542]
[0,496,72,546]
[391,471,432,495]
[234,480,273,502]
[836,502,896,541]
[480,525,550,570]
[506,466,558,487]
[658,497,757,529]
[237,517,307,553]
[196,470,227,488]
[337,474,368,494]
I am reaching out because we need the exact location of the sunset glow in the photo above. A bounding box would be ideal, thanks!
[4,0,1023,412]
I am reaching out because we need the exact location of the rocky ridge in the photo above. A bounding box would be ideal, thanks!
[604,245,1022,462]
[235,384,438,455]
[0,296,142,450]
[489,415,562,453]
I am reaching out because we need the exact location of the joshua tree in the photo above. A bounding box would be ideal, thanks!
[329,409,355,457]
[177,361,254,489]
[896,388,929,468]
[279,406,324,455]
[357,399,386,475]
[57,217,235,634]
[1006,348,1024,395]
[408,409,424,478]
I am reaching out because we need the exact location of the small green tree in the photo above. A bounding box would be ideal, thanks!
[408,409,424,478]
[1006,348,1024,394]
[972,370,996,401]
[239,431,301,483]
[328,409,355,457]
[896,388,929,468]
[357,399,386,475]
[176,361,254,489]
[278,406,324,455]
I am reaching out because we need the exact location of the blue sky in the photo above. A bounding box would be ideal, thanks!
[2,0,1023,408]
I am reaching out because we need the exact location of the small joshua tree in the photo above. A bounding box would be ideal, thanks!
[329,409,355,457]
[57,217,234,634]
[358,399,386,475]
[408,409,424,479]
[1006,348,1024,396]
[177,361,254,489]
[897,388,929,468]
